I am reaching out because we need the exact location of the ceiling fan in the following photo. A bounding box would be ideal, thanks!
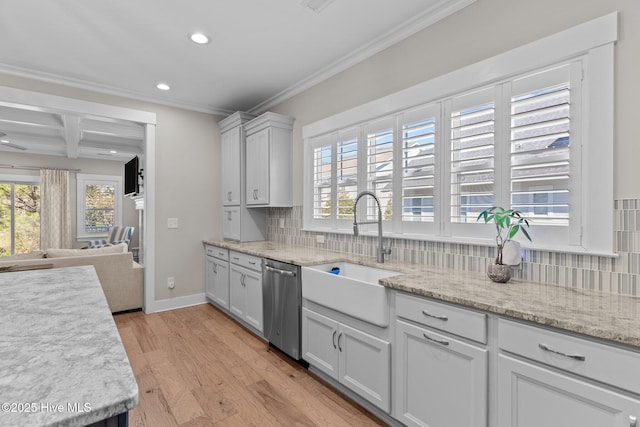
[0,131,27,151]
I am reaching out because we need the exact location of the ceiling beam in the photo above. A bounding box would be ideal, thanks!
[63,115,81,159]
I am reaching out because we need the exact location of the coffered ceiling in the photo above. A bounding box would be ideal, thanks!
[0,0,474,160]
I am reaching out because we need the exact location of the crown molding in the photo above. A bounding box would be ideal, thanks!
[248,0,476,114]
[0,63,234,117]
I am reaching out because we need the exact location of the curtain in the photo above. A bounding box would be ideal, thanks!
[40,169,71,249]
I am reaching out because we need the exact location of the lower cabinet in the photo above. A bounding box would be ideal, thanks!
[229,262,263,333]
[394,319,488,427]
[497,318,640,427]
[205,256,229,309]
[302,307,391,412]
[497,354,640,427]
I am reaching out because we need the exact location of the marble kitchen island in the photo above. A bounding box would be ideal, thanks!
[0,266,138,427]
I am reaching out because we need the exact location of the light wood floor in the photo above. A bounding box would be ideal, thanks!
[114,303,386,426]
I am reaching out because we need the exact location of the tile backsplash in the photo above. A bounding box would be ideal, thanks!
[267,201,640,297]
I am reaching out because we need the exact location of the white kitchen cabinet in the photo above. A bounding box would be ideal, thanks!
[395,319,488,427]
[497,318,640,427]
[244,112,294,207]
[204,245,229,309]
[221,126,241,206]
[302,307,391,412]
[217,112,266,242]
[498,354,640,427]
[229,252,263,333]
[394,292,488,427]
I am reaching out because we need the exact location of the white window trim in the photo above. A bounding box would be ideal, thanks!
[303,12,617,256]
[76,174,123,240]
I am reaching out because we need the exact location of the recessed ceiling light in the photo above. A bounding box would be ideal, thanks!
[189,32,209,44]
[110,150,118,154]
[156,83,171,91]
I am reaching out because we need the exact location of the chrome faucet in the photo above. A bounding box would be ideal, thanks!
[353,191,391,263]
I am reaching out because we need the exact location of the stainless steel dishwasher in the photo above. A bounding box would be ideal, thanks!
[262,258,301,360]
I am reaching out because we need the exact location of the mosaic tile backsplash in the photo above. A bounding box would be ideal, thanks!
[267,201,640,297]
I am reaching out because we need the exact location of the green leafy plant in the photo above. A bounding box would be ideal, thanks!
[476,206,531,265]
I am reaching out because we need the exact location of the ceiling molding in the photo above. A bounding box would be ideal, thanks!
[0,63,234,117]
[248,0,476,114]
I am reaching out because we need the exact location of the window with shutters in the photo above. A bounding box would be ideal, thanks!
[311,139,332,221]
[366,120,394,221]
[303,15,614,253]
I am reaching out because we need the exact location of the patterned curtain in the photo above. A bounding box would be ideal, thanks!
[40,169,72,249]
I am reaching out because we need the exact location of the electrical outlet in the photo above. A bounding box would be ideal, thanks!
[316,234,325,244]
[167,218,178,229]
[167,277,175,289]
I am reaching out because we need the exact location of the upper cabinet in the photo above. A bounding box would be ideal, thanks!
[217,112,266,242]
[244,112,295,207]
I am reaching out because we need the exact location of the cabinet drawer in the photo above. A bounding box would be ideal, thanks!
[230,251,262,272]
[499,318,640,395]
[396,292,487,344]
[205,245,229,261]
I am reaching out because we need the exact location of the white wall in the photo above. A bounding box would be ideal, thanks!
[267,0,639,203]
[0,151,139,248]
[0,74,222,303]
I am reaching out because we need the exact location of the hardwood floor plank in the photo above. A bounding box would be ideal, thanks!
[144,349,206,425]
[115,304,387,427]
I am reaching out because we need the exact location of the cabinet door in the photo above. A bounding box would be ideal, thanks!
[205,256,215,300]
[222,208,240,241]
[245,129,270,205]
[395,320,488,427]
[229,266,245,319]
[211,260,229,309]
[221,127,241,206]
[243,269,263,333]
[338,323,391,412]
[302,308,339,379]
[498,354,640,427]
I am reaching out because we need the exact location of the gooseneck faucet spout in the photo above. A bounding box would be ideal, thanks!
[353,191,391,263]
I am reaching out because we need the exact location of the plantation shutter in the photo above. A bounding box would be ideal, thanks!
[311,136,333,220]
[400,105,438,225]
[336,129,359,220]
[450,88,496,224]
[510,65,571,227]
[366,118,394,221]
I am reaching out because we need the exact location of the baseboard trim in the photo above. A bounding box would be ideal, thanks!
[147,293,207,313]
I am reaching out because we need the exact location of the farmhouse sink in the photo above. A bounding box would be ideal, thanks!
[301,262,401,327]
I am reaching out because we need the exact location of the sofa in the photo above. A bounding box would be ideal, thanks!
[0,244,143,313]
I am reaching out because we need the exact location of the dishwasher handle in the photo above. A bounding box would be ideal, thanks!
[264,265,297,277]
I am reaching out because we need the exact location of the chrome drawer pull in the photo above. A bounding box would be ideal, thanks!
[538,343,586,361]
[422,310,448,321]
[423,333,449,346]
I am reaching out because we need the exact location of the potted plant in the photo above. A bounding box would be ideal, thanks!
[476,206,531,283]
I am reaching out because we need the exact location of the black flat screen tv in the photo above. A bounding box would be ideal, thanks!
[124,156,139,196]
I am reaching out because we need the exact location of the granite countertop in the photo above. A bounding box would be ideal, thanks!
[205,239,640,349]
[0,266,138,427]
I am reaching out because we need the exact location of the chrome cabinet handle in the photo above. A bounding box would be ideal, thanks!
[227,211,232,221]
[332,330,337,349]
[213,264,217,274]
[630,415,637,427]
[240,274,246,287]
[538,343,586,361]
[227,191,232,201]
[337,333,343,352]
[423,333,449,346]
[253,189,258,200]
[422,310,448,321]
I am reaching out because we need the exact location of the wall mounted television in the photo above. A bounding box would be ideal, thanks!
[124,156,140,196]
